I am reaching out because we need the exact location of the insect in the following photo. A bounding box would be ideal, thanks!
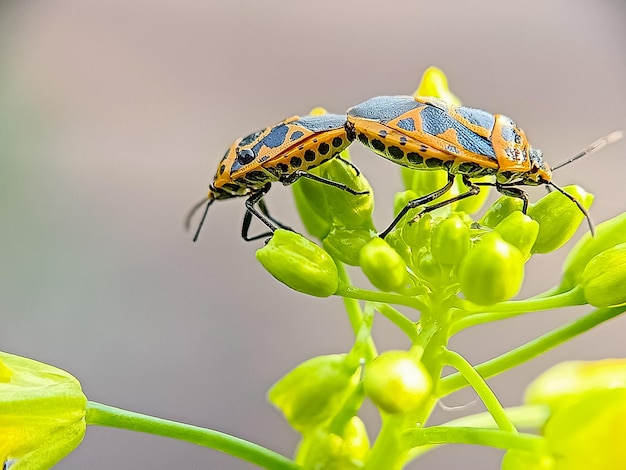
[186,113,367,241]
[347,95,622,238]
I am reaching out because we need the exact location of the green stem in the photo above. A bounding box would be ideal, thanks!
[85,401,298,470]
[403,426,544,451]
[406,404,549,461]
[364,413,410,470]
[439,306,626,396]
[336,263,377,359]
[451,287,586,333]
[374,303,418,342]
[441,349,517,433]
[335,282,428,312]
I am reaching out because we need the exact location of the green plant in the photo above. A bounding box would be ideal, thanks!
[2,68,626,470]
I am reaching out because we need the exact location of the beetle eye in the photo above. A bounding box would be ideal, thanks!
[236,148,256,165]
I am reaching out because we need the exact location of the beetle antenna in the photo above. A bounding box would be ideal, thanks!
[184,196,215,242]
[552,131,623,171]
[546,181,595,236]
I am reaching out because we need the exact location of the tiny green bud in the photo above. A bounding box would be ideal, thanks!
[494,212,540,259]
[295,416,370,470]
[414,250,444,283]
[323,226,376,266]
[452,175,491,215]
[480,196,525,228]
[560,213,626,292]
[363,350,432,414]
[256,229,338,297]
[268,354,359,433]
[458,232,525,305]
[384,230,412,266]
[318,158,374,229]
[579,243,626,307]
[292,175,332,240]
[407,169,450,203]
[0,351,87,469]
[528,185,594,254]
[394,189,418,218]
[359,238,409,292]
[401,212,436,249]
[431,215,470,266]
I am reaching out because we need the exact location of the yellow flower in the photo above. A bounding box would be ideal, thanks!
[525,360,626,469]
[413,66,461,105]
[0,351,86,469]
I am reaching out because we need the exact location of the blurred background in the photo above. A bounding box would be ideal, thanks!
[1,1,625,468]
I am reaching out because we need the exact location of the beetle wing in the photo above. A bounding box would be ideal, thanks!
[348,96,499,170]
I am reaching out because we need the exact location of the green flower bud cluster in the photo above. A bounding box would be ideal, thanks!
[253,67,626,470]
[268,353,369,468]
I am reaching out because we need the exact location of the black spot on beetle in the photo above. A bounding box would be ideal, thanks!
[304,149,316,162]
[388,146,404,160]
[277,163,289,173]
[371,139,385,152]
[358,133,369,145]
[318,142,330,155]
[332,137,343,147]
[290,156,302,168]
[426,158,444,169]
[407,152,423,165]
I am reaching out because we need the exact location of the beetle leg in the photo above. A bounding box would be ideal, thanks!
[335,155,362,177]
[495,184,530,213]
[409,176,482,222]
[379,173,456,239]
[242,183,280,241]
[280,170,369,196]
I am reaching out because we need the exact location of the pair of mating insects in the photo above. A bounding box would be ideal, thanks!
[187,94,621,242]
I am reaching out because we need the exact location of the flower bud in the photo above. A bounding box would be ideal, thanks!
[383,230,412,266]
[402,213,436,250]
[528,185,594,254]
[0,351,86,469]
[431,215,470,266]
[524,360,626,469]
[323,226,376,266]
[559,213,626,292]
[405,170,451,208]
[393,189,418,219]
[494,212,540,259]
[256,229,338,297]
[292,176,332,240]
[525,359,626,409]
[579,243,626,307]
[452,176,492,215]
[295,416,370,470]
[458,232,525,305]
[363,350,432,414]
[480,196,525,228]
[413,66,461,105]
[542,389,626,470]
[359,238,409,292]
[318,158,374,230]
[268,354,359,433]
